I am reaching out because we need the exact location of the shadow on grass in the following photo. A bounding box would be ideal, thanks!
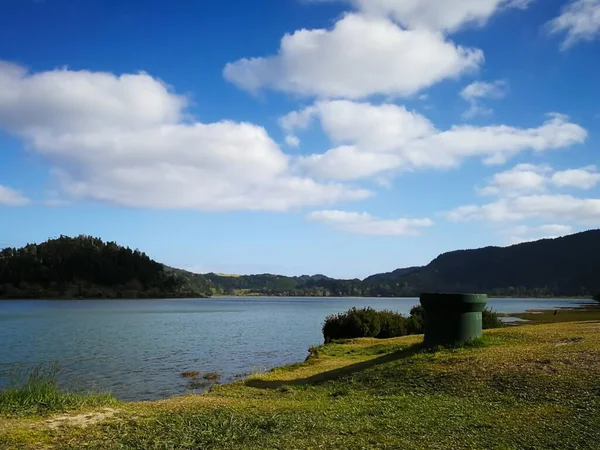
[245,343,424,390]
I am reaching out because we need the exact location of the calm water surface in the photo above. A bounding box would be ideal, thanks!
[0,297,592,401]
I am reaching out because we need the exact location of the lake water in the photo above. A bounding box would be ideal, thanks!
[0,297,592,401]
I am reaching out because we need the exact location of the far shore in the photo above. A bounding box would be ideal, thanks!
[1,295,597,302]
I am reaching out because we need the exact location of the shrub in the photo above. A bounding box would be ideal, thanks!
[406,305,425,334]
[323,305,504,343]
[377,310,408,338]
[323,307,409,343]
[482,308,504,329]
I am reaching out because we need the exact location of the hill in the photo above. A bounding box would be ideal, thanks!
[375,230,600,298]
[2,230,600,299]
[0,235,210,299]
[201,230,600,298]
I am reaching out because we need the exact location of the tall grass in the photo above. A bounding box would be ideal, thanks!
[0,363,116,416]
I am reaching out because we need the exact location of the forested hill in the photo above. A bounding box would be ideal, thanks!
[2,231,600,299]
[202,230,600,298]
[364,230,600,298]
[0,235,211,299]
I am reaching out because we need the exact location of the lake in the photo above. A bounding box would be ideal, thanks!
[0,297,592,401]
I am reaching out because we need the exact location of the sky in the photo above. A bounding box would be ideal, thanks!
[0,0,599,279]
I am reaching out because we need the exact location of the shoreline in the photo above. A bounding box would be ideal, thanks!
[1,295,596,301]
[2,319,600,449]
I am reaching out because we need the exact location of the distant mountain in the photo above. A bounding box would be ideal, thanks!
[198,230,600,298]
[201,273,361,297]
[363,267,423,286]
[0,235,210,299]
[361,230,600,298]
[3,231,599,299]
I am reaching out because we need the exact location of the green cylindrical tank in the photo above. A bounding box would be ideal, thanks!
[420,293,488,347]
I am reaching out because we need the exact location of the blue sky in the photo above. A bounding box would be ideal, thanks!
[0,0,599,278]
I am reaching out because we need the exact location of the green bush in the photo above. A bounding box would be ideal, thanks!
[323,307,413,343]
[376,310,408,338]
[406,305,425,334]
[482,308,505,329]
[323,305,504,343]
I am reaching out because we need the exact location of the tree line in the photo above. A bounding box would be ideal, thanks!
[2,230,600,299]
[0,235,210,299]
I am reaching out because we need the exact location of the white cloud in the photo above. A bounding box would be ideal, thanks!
[279,106,318,131]
[224,13,483,99]
[538,224,574,234]
[505,223,574,244]
[547,0,600,50]
[308,0,535,32]
[479,164,600,196]
[551,166,600,189]
[307,210,433,235]
[285,135,301,148]
[446,195,600,224]
[300,146,404,180]
[285,100,587,180]
[461,80,509,119]
[478,163,551,196]
[462,104,494,119]
[461,80,509,101]
[0,61,185,134]
[0,61,371,211]
[0,185,30,206]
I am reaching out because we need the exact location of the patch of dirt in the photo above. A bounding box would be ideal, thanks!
[45,408,118,429]
[554,337,584,346]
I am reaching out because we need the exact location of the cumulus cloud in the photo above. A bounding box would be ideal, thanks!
[307,210,433,235]
[506,223,573,235]
[538,224,574,235]
[461,80,509,101]
[279,106,318,132]
[0,61,370,211]
[0,185,30,206]
[503,224,574,244]
[479,164,600,196]
[478,163,551,196]
[551,166,600,189]
[224,14,483,99]
[283,100,587,180]
[446,195,600,224]
[547,0,600,50]
[308,0,534,32]
[460,80,509,118]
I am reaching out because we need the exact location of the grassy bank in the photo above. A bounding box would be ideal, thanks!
[508,304,600,324]
[0,365,116,418]
[2,317,599,449]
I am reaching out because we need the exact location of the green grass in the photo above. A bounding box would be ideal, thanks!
[509,304,600,324]
[2,320,600,449]
[0,364,117,417]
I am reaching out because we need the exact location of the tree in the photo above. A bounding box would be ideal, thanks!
[0,235,211,299]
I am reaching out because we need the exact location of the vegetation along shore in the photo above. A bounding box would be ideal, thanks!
[2,230,600,299]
